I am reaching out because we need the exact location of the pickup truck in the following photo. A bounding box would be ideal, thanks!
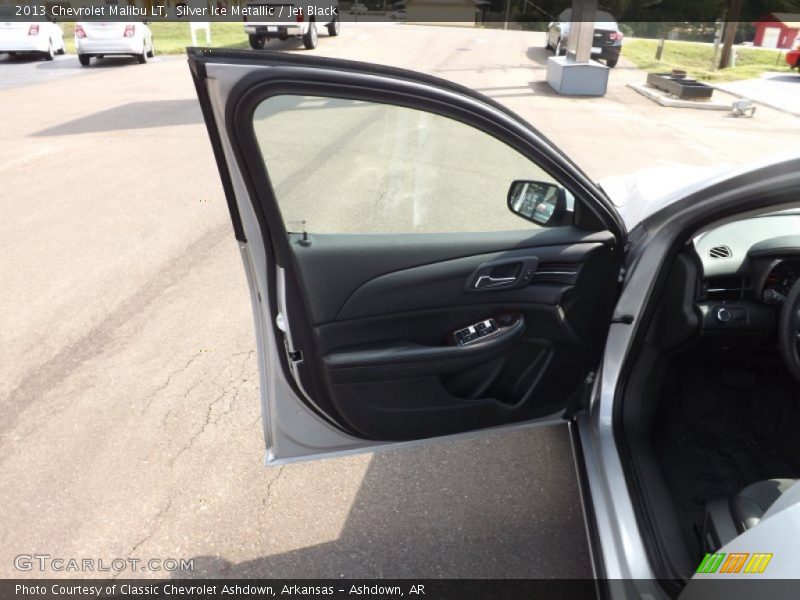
[242,0,339,50]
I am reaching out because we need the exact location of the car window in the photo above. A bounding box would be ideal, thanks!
[252,95,563,234]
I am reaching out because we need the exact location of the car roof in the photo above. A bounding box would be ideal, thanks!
[558,8,618,24]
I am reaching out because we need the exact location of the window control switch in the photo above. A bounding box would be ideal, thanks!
[477,319,496,335]
[454,319,498,345]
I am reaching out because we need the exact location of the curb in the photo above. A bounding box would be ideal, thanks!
[626,83,731,111]
[707,83,800,117]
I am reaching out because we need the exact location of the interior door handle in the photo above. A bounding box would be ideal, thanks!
[474,275,517,289]
[465,256,540,293]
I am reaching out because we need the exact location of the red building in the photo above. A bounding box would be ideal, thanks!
[753,13,800,49]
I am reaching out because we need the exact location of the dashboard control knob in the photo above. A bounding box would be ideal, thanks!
[715,307,732,323]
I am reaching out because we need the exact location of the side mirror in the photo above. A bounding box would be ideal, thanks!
[507,180,567,227]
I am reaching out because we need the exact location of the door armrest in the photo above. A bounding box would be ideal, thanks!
[324,315,525,383]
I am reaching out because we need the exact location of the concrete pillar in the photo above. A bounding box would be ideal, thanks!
[546,0,609,96]
[566,0,596,62]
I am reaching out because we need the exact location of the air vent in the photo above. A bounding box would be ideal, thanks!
[532,263,579,284]
[702,276,750,300]
[708,245,732,259]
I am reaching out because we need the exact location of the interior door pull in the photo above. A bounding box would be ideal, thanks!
[464,256,540,293]
[474,275,517,289]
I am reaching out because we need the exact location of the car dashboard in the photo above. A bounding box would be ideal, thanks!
[692,212,800,341]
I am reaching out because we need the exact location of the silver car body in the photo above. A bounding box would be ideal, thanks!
[189,50,800,594]
[588,152,800,594]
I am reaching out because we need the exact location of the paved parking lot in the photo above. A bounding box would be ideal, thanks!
[1,24,798,579]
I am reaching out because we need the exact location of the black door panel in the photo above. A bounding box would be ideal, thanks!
[330,376,514,440]
[289,228,615,325]
[332,246,604,322]
[315,304,573,355]
[325,338,584,440]
[283,231,618,440]
[324,314,526,383]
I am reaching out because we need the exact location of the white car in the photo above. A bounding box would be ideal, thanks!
[350,2,368,14]
[189,49,800,594]
[243,0,339,50]
[74,21,153,67]
[388,8,406,20]
[0,12,66,60]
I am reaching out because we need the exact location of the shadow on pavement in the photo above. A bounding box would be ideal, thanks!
[58,55,145,69]
[34,56,85,71]
[765,74,800,84]
[33,99,202,136]
[0,52,51,64]
[173,425,592,579]
[526,46,551,67]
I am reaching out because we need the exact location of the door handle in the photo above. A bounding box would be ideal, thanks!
[474,275,517,289]
[465,256,540,293]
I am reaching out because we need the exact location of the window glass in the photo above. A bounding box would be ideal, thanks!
[253,95,561,234]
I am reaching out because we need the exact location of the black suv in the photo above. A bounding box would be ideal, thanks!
[545,9,623,68]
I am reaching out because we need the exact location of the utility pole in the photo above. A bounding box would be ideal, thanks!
[718,0,743,70]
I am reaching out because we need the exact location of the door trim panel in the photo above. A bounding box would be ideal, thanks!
[333,244,606,322]
[325,315,526,383]
[291,230,615,325]
[189,51,626,461]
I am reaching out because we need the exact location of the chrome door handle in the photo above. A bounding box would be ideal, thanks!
[474,275,517,289]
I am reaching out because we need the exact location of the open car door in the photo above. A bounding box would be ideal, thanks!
[188,48,627,464]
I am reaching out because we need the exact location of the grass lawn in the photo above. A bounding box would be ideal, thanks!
[623,38,794,82]
[60,22,249,55]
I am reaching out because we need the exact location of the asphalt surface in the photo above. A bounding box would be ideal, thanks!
[2,25,799,579]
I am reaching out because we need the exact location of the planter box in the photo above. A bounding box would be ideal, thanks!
[646,72,714,100]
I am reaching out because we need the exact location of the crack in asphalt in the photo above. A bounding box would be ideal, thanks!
[115,496,175,579]
[166,349,256,468]
[157,349,254,427]
[160,377,207,427]
[261,465,286,509]
[141,351,205,416]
